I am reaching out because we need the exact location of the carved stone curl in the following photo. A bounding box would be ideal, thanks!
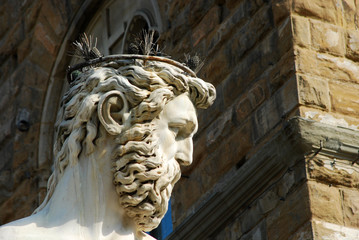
[0,58,215,240]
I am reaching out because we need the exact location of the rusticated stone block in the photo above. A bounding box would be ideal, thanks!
[207,3,247,54]
[310,19,345,56]
[288,222,313,240]
[24,1,41,32]
[292,0,343,26]
[271,0,290,26]
[206,107,234,149]
[295,48,359,83]
[40,1,68,36]
[277,17,293,57]
[298,74,331,110]
[235,96,252,124]
[224,119,253,168]
[252,76,298,143]
[192,5,220,46]
[329,80,359,115]
[268,50,295,94]
[312,220,359,240]
[292,15,311,47]
[228,4,273,65]
[188,0,215,27]
[308,157,359,188]
[308,181,344,225]
[346,30,359,61]
[240,201,262,234]
[214,218,242,240]
[167,0,190,21]
[33,22,58,57]
[234,78,268,124]
[341,188,359,228]
[342,0,358,30]
[241,220,267,240]
[201,43,232,86]
[0,179,38,224]
[267,183,311,240]
[17,37,32,64]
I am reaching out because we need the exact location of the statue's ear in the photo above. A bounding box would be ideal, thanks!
[98,90,128,135]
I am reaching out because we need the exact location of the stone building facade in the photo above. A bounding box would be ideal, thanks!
[1,0,359,239]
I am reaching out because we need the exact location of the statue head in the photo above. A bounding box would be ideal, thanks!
[36,58,215,232]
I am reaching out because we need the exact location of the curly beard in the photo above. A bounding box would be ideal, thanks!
[112,123,181,232]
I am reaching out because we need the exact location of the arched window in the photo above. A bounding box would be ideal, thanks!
[82,0,161,55]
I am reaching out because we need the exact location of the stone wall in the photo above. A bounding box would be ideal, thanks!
[293,0,359,128]
[292,0,359,238]
[160,0,297,227]
[0,0,92,224]
[1,0,359,239]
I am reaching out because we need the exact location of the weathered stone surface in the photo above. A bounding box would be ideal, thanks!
[0,179,38,225]
[346,30,359,61]
[271,0,290,26]
[267,183,311,240]
[166,0,190,21]
[276,17,293,59]
[312,220,359,240]
[310,19,345,56]
[4,0,359,238]
[300,105,359,129]
[258,189,278,215]
[329,80,359,115]
[341,188,359,228]
[292,15,311,47]
[188,0,216,28]
[252,76,297,143]
[206,107,234,149]
[341,0,358,30]
[295,48,359,83]
[308,157,359,188]
[292,0,343,25]
[201,43,232,86]
[214,219,242,240]
[308,181,344,225]
[228,4,273,65]
[234,78,268,124]
[192,5,220,47]
[298,74,330,110]
[240,220,267,240]
[207,2,247,54]
[288,222,313,240]
[241,201,262,234]
[268,50,295,94]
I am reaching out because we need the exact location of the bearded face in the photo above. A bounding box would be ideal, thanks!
[112,93,198,232]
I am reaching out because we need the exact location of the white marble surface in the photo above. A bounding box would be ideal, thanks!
[0,61,215,240]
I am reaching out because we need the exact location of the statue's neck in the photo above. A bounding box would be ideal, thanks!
[37,138,140,240]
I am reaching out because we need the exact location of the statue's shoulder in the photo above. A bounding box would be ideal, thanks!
[0,224,37,240]
[0,217,58,240]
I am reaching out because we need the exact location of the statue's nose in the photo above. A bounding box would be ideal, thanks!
[175,137,193,166]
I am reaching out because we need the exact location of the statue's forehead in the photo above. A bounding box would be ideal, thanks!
[161,94,197,123]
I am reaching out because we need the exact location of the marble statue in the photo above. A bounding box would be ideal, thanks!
[0,53,216,239]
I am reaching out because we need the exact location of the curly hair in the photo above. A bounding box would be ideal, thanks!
[34,59,216,231]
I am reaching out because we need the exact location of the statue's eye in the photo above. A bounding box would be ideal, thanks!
[169,122,184,138]
[168,121,196,139]
[169,126,180,137]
